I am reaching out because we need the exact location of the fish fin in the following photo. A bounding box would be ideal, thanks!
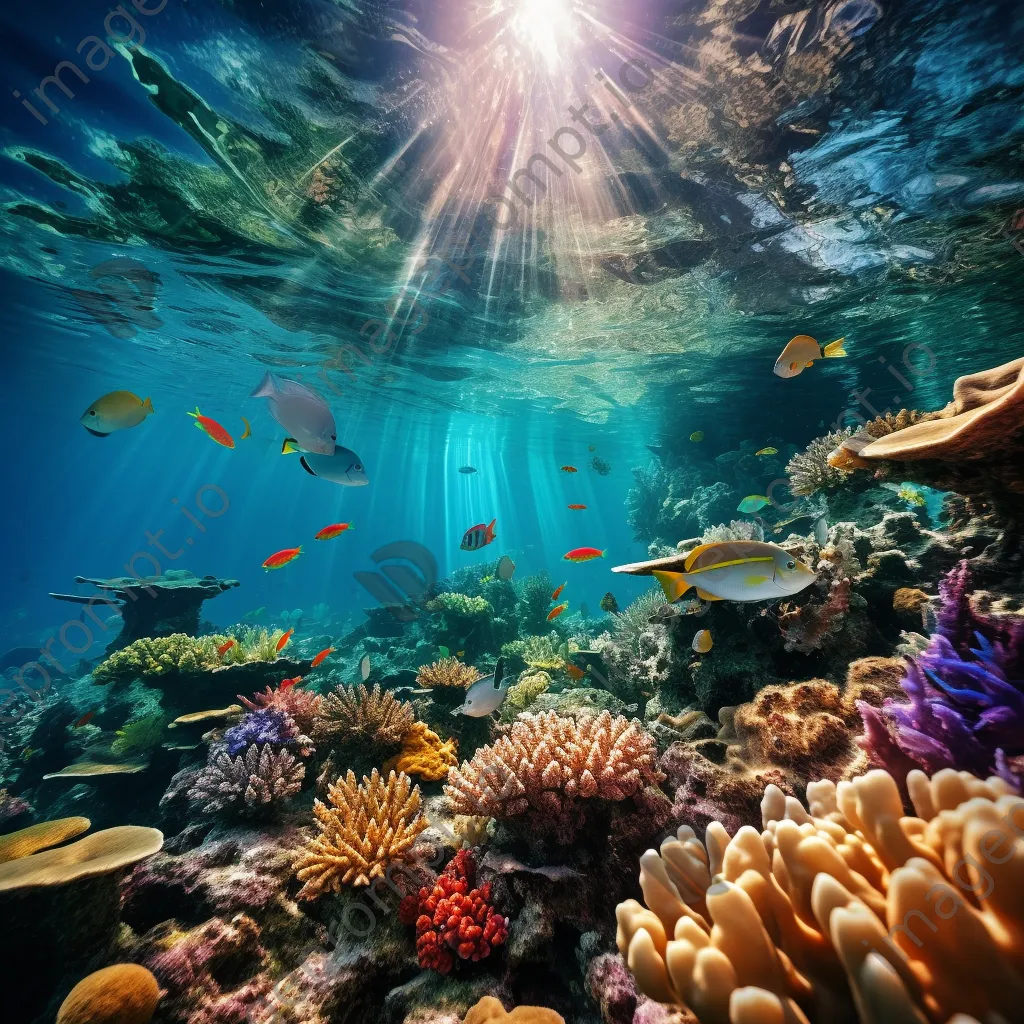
[823,337,847,358]
[240,416,251,439]
[744,574,770,586]
[450,707,464,716]
[186,408,200,419]
[695,588,724,602]
[299,457,317,477]
[250,372,278,398]
[601,550,607,558]
[653,571,692,603]
[487,518,497,541]
[683,544,717,572]
[282,438,300,454]
[193,421,206,432]
[84,427,110,437]
[143,397,154,413]
[790,361,800,371]
[805,361,815,368]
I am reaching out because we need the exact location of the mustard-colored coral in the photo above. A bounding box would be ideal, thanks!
[0,816,91,863]
[500,672,551,723]
[521,634,575,670]
[616,766,1024,1024]
[56,964,160,1024]
[384,721,458,781]
[313,683,414,748]
[293,768,427,898]
[415,657,483,690]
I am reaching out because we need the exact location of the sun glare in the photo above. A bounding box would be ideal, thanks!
[511,0,575,71]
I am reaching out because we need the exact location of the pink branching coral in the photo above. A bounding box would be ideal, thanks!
[188,744,305,814]
[239,683,322,734]
[779,577,851,653]
[444,710,664,841]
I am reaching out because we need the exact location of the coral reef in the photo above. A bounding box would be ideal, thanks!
[224,708,313,757]
[616,766,1024,1023]
[417,657,485,690]
[426,593,494,618]
[93,634,226,683]
[56,964,160,1024]
[188,744,306,815]
[293,768,427,897]
[500,672,551,723]
[398,848,509,974]
[384,721,459,781]
[778,577,852,653]
[0,787,31,824]
[444,711,664,841]
[463,997,564,1023]
[239,682,323,734]
[786,427,856,496]
[313,682,415,749]
[111,713,168,758]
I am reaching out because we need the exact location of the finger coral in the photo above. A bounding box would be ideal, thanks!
[239,683,322,733]
[384,721,458,781]
[786,427,856,496]
[293,768,427,898]
[224,708,314,757]
[416,657,484,690]
[444,710,665,841]
[313,682,415,747]
[616,765,1024,1024]
[187,744,305,815]
[57,964,160,1024]
[398,848,509,974]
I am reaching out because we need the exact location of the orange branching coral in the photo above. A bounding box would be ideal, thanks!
[416,657,483,690]
[384,722,458,782]
[313,683,414,748]
[293,769,427,898]
[444,711,664,840]
[239,684,322,734]
[616,767,1024,1024]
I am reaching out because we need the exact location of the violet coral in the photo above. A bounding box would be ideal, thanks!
[313,683,414,748]
[188,744,305,814]
[616,766,1024,1023]
[224,708,313,757]
[239,684,322,734]
[293,768,427,898]
[858,562,1024,790]
[444,710,664,841]
[415,657,483,690]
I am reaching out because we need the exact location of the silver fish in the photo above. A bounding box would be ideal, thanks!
[251,372,336,455]
[359,654,371,681]
[496,555,516,581]
[813,515,828,546]
[451,658,508,717]
[297,445,368,487]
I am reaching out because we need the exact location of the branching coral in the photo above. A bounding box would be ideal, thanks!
[700,519,765,544]
[384,722,458,781]
[500,672,551,723]
[425,593,493,617]
[313,683,414,748]
[239,683,322,734]
[187,744,305,814]
[224,708,313,757]
[293,768,427,898]
[398,848,509,974]
[444,710,664,841]
[778,577,852,653]
[616,766,1024,1023]
[415,658,484,690]
[786,427,856,496]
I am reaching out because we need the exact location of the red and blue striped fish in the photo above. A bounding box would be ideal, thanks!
[460,518,497,551]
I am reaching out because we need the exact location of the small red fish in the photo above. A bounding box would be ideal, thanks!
[280,676,303,690]
[563,546,606,563]
[276,628,294,653]
[217,639,235,657]
[310,647,334,668]
[560,465,578,473]
[567,504,587,510]
[263,547,302,570]
[187,408,235,448]
[547,601,569,621]
[551,582,566,601]
[460,518,497,551]
[565,662,584,681]
[73,710,96,729]
[315,523,353,541]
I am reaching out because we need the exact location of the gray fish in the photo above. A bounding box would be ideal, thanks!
[813,515,829,546]
[496,555,516,581]
[290,442,368,487]
[251,372,336,455]
[451,658,508,717]
[359,654,371,681]
[459,466,477,474]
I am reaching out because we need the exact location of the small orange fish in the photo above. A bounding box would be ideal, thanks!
[310,647,334,668]
[280,676,303,690]
[565,662,584,681]
[276,628,294,653]
[567,504,587,510]
[73,710,96,729]
[263,547,302,571]
[563,546,606,563]
[217,639,235,657]
[551,582,566,601]
[315,523,354,541]
[547,601,569,621]
[187,408,234,448]
[560,465,578,473]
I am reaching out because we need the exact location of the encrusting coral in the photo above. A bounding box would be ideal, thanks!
[313,682,415,747]
[416,656,484,690]
[383,721,458,781]
[444,710,664,841]
[293,768,427,898]
[56,963,160,1024]
[0,787,31,825]
[188,744,306,815]
[786,427,856,496]
[615,765,1024,1024]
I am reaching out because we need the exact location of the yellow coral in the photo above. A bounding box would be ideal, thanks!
[521,634,575,670]
[415,657,483,690]
[293,769,427,898]
[500,671,551,723]
[384,722,458,781]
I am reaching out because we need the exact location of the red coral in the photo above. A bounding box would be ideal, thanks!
[397,849,508,975]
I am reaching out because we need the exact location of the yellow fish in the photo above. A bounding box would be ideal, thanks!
[692,629,713,654]
[689,431,704,442]
[80,391,154,436]
[755,447,778,456]
[774,336,847,378]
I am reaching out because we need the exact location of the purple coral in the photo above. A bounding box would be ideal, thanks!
[224,708,313,757]
[858,562,1024,790]
[0,788,31,824]
[188,744,306,814]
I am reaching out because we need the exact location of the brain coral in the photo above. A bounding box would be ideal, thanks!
[616,766,1024,1023]
[56,964,160,1024]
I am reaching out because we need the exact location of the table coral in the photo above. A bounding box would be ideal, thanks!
[398,848,509,974]
[239,682,323,733]
[56,963,160,1024]
[616,766,1024,1023]
[293,768,428,898]
[417,657,484,690]
[444,710,664,841]
[187,744,305,814]
[0,815,90,863]
[313,682,415,747]
[384,721,458,781]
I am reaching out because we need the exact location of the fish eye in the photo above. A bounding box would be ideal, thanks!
[355,464,362,472]
[786,560,796,570]
[330,434,336,441]
[89,410,97,416]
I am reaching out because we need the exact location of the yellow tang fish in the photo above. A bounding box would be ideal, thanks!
[773,336,847,379]
[80,391,154,436]
[653,541,816,603]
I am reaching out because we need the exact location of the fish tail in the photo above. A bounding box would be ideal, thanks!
[250,372,278,398]
[282,438,299,454]
[143,396,154,413]
[653,570,692,602]
[187,407,200,419]
[823,337,848,358]
[487,518,496,542]
[601,549,607,558]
